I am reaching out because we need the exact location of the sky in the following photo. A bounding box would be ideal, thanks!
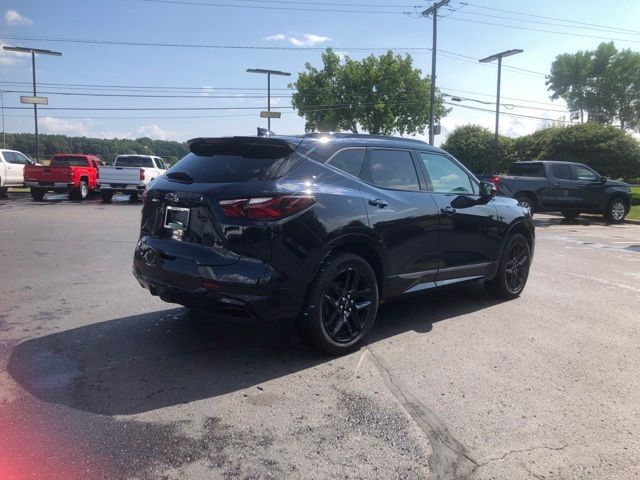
[1,0,640,148]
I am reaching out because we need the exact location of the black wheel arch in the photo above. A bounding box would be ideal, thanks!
[488,219,535,281]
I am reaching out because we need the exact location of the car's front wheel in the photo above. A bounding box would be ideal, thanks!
[604,198,627,224]
[487,233,531,299]
[298,253,379,355]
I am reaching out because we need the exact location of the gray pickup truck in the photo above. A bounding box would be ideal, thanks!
[491,161,631,223]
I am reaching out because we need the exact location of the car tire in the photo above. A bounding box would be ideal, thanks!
[515,195,535,217]
[71,180,89,201]
[101,190,114,203]
[30,188,45,201]
[604,198,627,224]
[0,186,7,198]
[129,193,140,203]
[487,233,531,300]
[297,252,379,355]
[561,210,579,220]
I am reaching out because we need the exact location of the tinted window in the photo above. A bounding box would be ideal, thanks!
[2,152,16,163]
[575,165,598,181]
[550,164,573,180]
[51,156,89,167]
[327,149,365,177]
[362,149,420,191]
[420,152,475,194]
[508,163,545,177]
[168,150,302,183]
[115,156,154,168]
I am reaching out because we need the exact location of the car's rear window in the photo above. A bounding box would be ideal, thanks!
[508,163,545,177]
[50,156,88,167]
[115,156,154,167]
[168,150,302,183]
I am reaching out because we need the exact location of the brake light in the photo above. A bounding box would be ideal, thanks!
[491,175,501,186]
[140,168,145,181]
[219,195,316,220]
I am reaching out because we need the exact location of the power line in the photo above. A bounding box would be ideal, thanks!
[445,101,572,123]
[139,0,410,14]
[441,15,640,44]
[453,1,640,36]
[1,90,293,99]
[445,8,640,36]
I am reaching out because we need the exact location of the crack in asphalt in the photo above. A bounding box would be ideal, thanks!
[364,347,478,480]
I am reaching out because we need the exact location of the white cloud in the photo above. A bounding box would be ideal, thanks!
[40,117,93,137]
[5,9,32,26]
[264,33,330,47]
[0,41,27,66]
[264,34,286,41]
[132,124,174,140]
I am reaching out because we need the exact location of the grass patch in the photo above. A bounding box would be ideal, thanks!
[628,186,640,221]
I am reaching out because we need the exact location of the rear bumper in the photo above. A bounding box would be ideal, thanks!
[25,182,72,188]
[100,183,146,192]
[132,237,301,320]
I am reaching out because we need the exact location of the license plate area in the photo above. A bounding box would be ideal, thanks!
[164,206,190,230]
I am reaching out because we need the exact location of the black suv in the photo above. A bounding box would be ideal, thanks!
[133,134,534,354]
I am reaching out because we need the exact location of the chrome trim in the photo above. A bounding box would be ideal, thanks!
[438,262,493,274]
[397,269,438,280]
[435,276,484,287]
[405,281,437,293]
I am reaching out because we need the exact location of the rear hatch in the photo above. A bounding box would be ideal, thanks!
[101,156,154,184]
[140,136,306,267]
[24,164,72,183]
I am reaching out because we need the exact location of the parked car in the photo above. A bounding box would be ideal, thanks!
[0,149,35,197]
[132,133,535,355]
[24,154,103,201]
[99,155,168,202]
[490,160,632,223]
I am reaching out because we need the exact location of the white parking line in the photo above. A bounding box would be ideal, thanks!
[566,272,640,293]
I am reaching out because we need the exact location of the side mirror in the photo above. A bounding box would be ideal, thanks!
[600,175,608,184]
[479,181,496,198]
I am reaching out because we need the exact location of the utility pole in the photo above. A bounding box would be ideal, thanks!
[1,91,5,149]
[422,0,450,145]
[2,46,62,162]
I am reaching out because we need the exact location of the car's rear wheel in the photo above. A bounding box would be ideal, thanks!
[515,195,535,217]
[30,188,46,201]
[487,233,531,299]
[70,180,88,200]
[604,198,627,224]
[298,253,379,355]
[129,192,140,203]
[0,186,8,198]
[100,190,114,203]
[561,210,579,220]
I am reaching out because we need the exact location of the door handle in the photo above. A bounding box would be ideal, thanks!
[551,183,559,188]
[578,183,588,188]
[368,198,388,208]
[440,205,456,216]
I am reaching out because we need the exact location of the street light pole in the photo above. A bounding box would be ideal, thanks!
[3,46,62,161]
[247,68,291,131]
[479,49,523,173]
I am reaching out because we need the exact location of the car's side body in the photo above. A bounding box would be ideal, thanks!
[0,149,34,190]
[24,154,102,196]
[494,161,631,217]
[133,134,534,325]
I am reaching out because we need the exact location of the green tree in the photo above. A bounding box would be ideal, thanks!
[547,42,640,130]
[291,48,448,135]
[441,124,515,174]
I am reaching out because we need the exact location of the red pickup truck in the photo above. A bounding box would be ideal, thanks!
[24,154,103,201]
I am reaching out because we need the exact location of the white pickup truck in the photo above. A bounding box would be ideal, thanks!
[98,155,168,202]
[0,149,36,197]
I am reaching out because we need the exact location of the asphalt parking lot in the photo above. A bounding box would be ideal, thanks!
[1,192,639,480]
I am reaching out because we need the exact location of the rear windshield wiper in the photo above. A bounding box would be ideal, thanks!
[166,171,194,184]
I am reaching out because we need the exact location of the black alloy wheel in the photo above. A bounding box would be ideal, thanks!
[488,233,531,299]
[298,253,378,355]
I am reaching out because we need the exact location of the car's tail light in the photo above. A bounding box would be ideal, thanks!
[491,175,501,186]
[219,195,315,220]
[140,168,145,181]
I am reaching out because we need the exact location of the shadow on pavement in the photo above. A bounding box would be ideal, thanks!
[8,283,503,415]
